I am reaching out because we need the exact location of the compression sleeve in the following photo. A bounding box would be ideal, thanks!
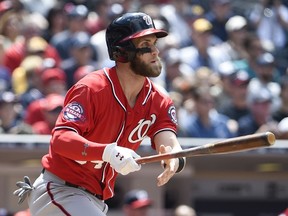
[51,129,109,161]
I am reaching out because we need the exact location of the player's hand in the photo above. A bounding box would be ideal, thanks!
[157,145,179,187]
[102,143,141,175]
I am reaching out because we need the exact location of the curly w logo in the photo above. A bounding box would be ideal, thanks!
[128,114,156,143]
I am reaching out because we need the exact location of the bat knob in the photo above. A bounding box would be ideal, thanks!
[266,131,276,146]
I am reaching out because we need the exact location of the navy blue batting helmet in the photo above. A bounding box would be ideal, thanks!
[106,12,168,63]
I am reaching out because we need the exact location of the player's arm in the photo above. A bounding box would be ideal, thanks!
[50,84,141,175]
[154,130,186,186]
[52,129,141,175]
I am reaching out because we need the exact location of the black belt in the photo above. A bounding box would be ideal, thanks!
[42,169,103,200]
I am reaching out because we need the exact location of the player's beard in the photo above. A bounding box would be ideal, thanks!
[130,55,162,77]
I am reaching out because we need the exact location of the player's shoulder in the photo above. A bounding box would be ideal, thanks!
[150,81,174,106]
[151,81,169,98]
[76,68,109,90]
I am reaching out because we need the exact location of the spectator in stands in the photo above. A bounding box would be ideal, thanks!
[248,52,281,112]
[232,33,270,79]
[3,18,61,73]
[19,0,56,16]
[123,189,152,216]
[73,65,94,83]
[89,1,128,69]
[248,0,288,50]
[255,52,281,82]
[183,86,237,138]
[85,0,114,35]
[0,36,11,92]
[90,28,113,69]
[24,67,67,126]
[0,1,12,16]
[0,91,33,134]
[0,69,10,93]
[58,0,86,7]
[61,31,98,88]
[6,0,25,15]
[31,93,64,135]
[173,66,221,133]
[219,69,251,121]
[12,55,44,109]
[277,117,288,139]
[162,48,188,91]
[179,18,226,73]
[50,4,89,60]
[40,67,67,96]
[238,84,279,136]
[205,0,234,42]
[272,75,288,122]
[174,204,197,216]
[24,98,45,127]
[192,66,221,88]
[160,0,193,48]
[214,61,236,111]
[0,11,23,50]
[216,15,249,62]
[42,3,67,43]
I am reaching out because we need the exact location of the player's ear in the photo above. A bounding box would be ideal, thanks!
[113,46,129,63]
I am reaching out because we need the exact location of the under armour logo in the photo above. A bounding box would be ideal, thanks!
[116,153,124,161]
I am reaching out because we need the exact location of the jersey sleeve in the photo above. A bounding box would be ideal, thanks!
[49,84,109,161]
[149,95,178,149]
[55,84,96,134]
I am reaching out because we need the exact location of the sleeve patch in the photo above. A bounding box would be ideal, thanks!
[168,105,178,124]
[63,102,86,122]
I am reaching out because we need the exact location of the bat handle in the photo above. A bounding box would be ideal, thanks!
[136,153,174,165]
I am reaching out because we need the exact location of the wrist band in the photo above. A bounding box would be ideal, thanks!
[162,157,186,173]
[176,157,186,173]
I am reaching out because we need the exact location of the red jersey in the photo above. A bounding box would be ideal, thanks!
[42,67,178,200]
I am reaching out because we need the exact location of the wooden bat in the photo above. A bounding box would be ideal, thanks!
[135,132,275,165]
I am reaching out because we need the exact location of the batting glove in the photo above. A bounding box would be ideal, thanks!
[13,176,34,204]
[102,143,141,175]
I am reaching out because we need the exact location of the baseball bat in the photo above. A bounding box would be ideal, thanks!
[135,132,275,164]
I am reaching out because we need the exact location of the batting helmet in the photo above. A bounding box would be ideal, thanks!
[106,12,168,63]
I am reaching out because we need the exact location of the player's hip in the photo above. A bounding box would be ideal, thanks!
[28,170,108,216]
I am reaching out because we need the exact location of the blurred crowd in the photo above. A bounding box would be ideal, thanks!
[0,0,288,140]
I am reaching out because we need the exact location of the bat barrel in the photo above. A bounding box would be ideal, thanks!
[206,131,275,154]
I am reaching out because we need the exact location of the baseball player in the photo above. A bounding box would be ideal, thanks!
[14,12,186,216]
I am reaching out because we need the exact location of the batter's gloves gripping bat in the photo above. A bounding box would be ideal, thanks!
[102,143,141,175]
[13,176,34,204]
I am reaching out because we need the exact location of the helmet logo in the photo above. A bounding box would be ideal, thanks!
[143,15,152,26]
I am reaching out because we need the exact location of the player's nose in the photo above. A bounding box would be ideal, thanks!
[150,44,159,55]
